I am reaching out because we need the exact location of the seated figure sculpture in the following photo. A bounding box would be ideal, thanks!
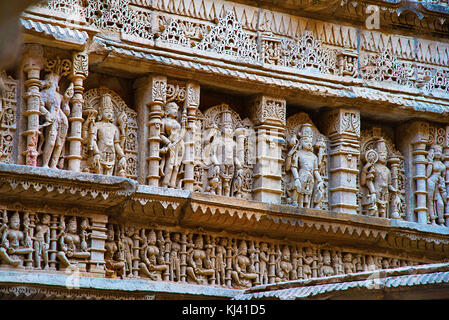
[0,212,33,268]
[57,217,90,268]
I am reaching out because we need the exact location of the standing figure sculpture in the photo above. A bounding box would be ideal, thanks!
[286,124,324,208]
[39,72,73,169]
[360,138,399,218]
[160,102,186,189]
[34,214,51,270]
[0,212,33,268]
[426,144,447,225]
[104,224,126,278]
[83,93,127,176]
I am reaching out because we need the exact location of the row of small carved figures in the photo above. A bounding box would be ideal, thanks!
[104,226,421,288]
[0,212,90,270]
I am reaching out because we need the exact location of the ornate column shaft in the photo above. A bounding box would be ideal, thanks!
[67,51,88,172]
[88,214,107,275]
[182,82,200,192]
[147,76,166,186]
[324,108,360,214]
[22,44,43,166]
[251,95,285,204]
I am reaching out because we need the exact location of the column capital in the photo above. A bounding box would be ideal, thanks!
[72,51,88,79]
[148,75,167,105]
[251,95,286,127]
[324,108,360,138]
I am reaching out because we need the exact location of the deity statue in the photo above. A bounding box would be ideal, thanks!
[302,247,316,279]
[168,233,182,282]
[56,217,90,268]
[120,226,136,278]
[230,240,258,287]
[286,123,325,208]
[426,144,447,225]
[276,246,293,282]
[139,230,169,281]
[342,253,355,274]
[319,250,334,277]
[82,93,127,176]
[0,212,33,267]
[259,242,269,284]
[160,102,186,188]
[104,224,126,278]
[39,72,73,169]
[360,138,400,218]
[34,214,51,270]
[186,235,215,285]
[215,238,227,286]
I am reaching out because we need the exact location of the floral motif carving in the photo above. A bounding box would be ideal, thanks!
[0,72,17,164]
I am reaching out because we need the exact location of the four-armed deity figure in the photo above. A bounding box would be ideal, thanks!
[360,138,399,218]
[160,102,186,189]
[83,93,127,176]
[39,72,73,169]
[286,123,324,208]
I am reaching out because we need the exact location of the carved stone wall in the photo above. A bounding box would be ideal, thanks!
[0,72,17,164]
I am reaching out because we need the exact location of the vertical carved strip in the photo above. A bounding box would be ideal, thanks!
[49,214,58,270]
[324,108,360,214]
[67,51,88,172]
[182,82,200,192]
[445,125,449,227]
[413,141,429,224]
[22,44,43,167]
[88,214,107,275]
[251,96,286,204]
[147,76,166,186]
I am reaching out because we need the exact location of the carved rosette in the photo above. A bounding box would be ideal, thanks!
[82,88,138,179]
[0,72,17,164]
[283,113,328,210]
[359,128,406,219]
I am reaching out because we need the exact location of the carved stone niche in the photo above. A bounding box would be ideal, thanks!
[0,71,18,164]
[283,112,328,210]
[31,57,73,169]
[358,127,406,219]
[81,87,138,179]
[422,124,449,227]
[193,103,255,199]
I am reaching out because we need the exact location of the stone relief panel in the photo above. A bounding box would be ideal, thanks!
[283,113,328,210]
[0,209,92,272]
[0,72,17,164]
[82,87,137,179]
[36,57,73,169]
[358,128,406,219]
[194,103,255,199]
[104,223,424,288]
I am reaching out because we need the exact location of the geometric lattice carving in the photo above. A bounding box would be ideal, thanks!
[196,11,259,62]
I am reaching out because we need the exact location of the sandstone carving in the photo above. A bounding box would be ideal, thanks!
[82,88,137,178]
[0,72,17,164]
[285,113,327,209]
[359,128,405,219]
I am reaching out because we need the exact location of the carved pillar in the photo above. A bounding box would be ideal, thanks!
[251,96,286,204]
[22,44,43,166]
[88,214,107,275]
[324,108,360,214]
[67,51,88,172]
[146,76,166,186]
[182,82,200,192]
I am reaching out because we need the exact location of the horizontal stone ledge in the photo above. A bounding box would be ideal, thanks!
[0,270,241,298]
